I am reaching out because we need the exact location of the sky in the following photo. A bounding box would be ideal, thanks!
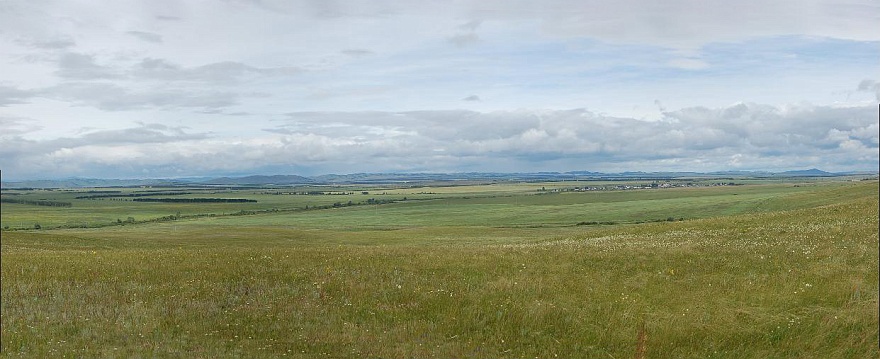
[0,0,878,180]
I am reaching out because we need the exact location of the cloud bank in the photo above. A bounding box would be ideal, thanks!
[0,0,877,179]
[1,103,875,180]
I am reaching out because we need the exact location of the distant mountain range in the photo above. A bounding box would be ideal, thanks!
[1,168,873,189]
[777,168,836,176]
[201,175,315,186]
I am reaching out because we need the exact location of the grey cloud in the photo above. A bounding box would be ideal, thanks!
[408,110,540,142]
[133,58,303,83]
[220,0,334,17]
[19,37,76,49]
[196,108,263,115]
[155,15,181,21]
[78,123,208,145]
[38,56,299,111]
[62,124,206,148]
[228,0,877,52]
[2,124,207,162]
[466,0,880,48]
[198,61,302,78]
[0,123,213,179]
[231,0,401,18]
[857,79,880,101]
[0,116,43,136]
[52,54,300,84]
[0,136,39,177]
[126,31,163,43]
[462,95,480,101]
[662,103,878,156]
[137,58,179,72]
[277,110,539,142]
[272,104,877,172]
[267,113,417,140]
[3,104,877,180]
[55,53,119,79]
[856,79,875,91]
[459,20,482,32]
[342,49,374,57]
[654,100,666,112]
[448,33,480,47]
[666,104,876,152]
[0,85,37,106]
[43,82,240,111]
[448,19,483,47]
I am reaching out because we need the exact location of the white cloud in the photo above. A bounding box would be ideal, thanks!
[0,85,37,106]
[341,49,374,57]
[42,82,242,111]
[1,103,876,180]
[448,33,481,47]
[857,79,880,101]
[475,0,880,47]
[55,52,120,79]
[0,0,877,179]
[666,58,709,70]
[0,116,43,136]
[131,58,303,83]
[126,31,163,43]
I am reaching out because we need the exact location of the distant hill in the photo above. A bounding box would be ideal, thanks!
[778,168,834,177]
[0,178,183,189]
[201,175,315,186]
[2,169,865,188]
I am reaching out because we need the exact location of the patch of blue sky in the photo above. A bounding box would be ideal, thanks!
[251,32,877,114]
[322,36,645,88]
[699,35,880,74]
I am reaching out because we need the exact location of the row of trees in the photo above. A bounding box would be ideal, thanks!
[261,191,358,195]
[132,198,257,203]
[76,192,192,199]
[0,198,72,207]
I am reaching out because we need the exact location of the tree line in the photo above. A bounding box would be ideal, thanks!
[0,198,72,207]
[76,192,192,199]
[131,198,257,203]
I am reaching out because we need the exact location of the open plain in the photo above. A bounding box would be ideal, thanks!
[1,177,877,358]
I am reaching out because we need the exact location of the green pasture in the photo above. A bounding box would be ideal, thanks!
[1,179,877,357]
[0,187,409,230]
[1,180,869,231]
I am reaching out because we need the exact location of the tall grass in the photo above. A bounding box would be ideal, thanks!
[1,181,877,358]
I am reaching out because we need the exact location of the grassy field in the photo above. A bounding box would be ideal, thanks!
[1,179,877,357]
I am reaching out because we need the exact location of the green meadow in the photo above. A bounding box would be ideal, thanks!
[1,179,877,358]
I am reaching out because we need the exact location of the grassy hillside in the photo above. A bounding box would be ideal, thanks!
[1,180,877,357]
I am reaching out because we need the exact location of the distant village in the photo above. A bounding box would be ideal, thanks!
[541,181,739,193]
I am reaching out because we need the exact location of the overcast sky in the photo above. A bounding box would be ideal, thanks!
[1,0,878,180]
